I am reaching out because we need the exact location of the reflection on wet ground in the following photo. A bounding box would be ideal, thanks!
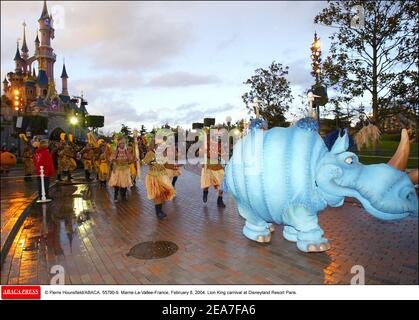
[1,177,38,254]
[1,169,418,285]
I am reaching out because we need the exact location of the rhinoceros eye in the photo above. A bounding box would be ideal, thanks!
[345,156,354,164]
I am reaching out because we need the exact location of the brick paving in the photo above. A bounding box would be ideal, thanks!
[1,167,417,285]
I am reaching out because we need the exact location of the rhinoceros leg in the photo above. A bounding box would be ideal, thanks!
[283,206,330,253]
[237,202,272,243]
[283,226,298,242]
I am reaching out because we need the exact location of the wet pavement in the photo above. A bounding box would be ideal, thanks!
[1,167,418,285]
[0,169,90,263]
[1,170,39,255]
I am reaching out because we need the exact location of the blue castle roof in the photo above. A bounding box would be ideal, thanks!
[37,70,48,87]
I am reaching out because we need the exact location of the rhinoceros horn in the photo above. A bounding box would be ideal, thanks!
[388,129,409,171]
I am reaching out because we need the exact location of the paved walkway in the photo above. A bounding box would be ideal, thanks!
[1,167,417,285]
[1,171,38,256]
[0,169,88,263]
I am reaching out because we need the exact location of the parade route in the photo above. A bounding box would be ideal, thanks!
[0,169,89,264]
[1,172,38,264]
[1,167,417,285]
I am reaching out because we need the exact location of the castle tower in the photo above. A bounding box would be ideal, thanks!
[37,69,49,98]
[14,43,23,73]
[21,21,29,61]
[34,32,40,55]
[3,78,9,94]
[38,0,56,82]
[60,63,69,96]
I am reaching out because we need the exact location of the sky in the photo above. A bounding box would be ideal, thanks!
[1,0,336,133]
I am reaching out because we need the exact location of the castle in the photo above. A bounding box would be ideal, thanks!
[1,0,89,147]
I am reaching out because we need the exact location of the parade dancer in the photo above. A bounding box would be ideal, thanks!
[94,139,104,180]
[80,143,95,181]
[97,143,110,187]
[127,144,138,186]
[164,146,182,188]
[56,133,66,181]
[20,134,34,181]
[141,139,176,220]
[58,136,77,181]
[108,137,133,202]
[201,133,226,208]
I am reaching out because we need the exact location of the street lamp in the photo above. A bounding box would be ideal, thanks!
[13,89,22,112]
[310,32,322,82]
[70,116,78,125]
[69,115,79,139]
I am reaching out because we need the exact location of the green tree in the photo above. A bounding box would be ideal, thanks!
[140,124,147,135]
[315,0,418,126]
[326,96,357,128]
[120,124,132,136]
[242,61,293,128]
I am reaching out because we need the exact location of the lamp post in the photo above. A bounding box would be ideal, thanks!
[310,32,322,84]
[69,115,79,139]
[13,88,24,158]
[311,32,321,123]
[310,32,326,124]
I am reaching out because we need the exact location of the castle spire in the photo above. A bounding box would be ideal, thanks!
[39,0,49,21]
[34,32,40,55]
[61,61,69,96]
[21,21,29,54]
[14,42,22,61]
[14,41,23,73]
[60,62,68,79]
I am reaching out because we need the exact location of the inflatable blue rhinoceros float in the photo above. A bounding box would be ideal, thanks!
[225,118,418,253]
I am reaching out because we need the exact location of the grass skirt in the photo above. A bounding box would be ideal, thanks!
[165,167,181,177]
[201,168,224,190]
[108,165,133,188]
[99,162,109,181]
[145,174,176,203]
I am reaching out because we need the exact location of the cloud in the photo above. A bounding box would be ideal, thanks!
[86,98,143,130]
[286,59,312,88]
[88,99,238,132]
[146,72,221,88]
[216,33,239,52]
[1,1,195,74]
[70,73,145,95]
[158,103,237,125]
[62,2,195,72]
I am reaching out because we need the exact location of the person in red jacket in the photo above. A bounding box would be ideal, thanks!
[33,139,55,200]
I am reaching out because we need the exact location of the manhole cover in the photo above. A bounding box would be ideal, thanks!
[127,241,178,260]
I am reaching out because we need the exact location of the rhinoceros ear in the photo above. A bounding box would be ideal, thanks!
[331,129,349,154]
